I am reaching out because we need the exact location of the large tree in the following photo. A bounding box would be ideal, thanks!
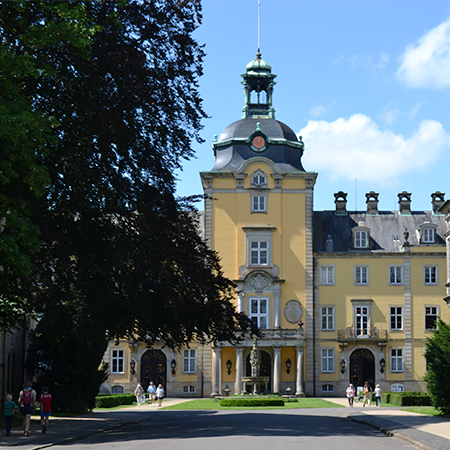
[1,1,248,412]
[424,319,450,415]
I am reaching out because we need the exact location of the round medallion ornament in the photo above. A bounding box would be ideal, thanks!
[284,300,303,324]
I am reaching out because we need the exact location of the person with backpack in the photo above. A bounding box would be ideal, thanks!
[18,381,36,437]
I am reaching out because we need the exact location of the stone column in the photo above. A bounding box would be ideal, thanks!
[295,345,304,397]
[273,290,281,328]
[211,346,222,397]
[273,346,281,393]
[235,346,244,395]
[237,291,245,314]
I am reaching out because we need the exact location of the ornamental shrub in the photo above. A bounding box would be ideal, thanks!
[95,394,135,408]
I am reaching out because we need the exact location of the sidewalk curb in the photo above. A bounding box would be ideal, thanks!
[347,414,450,450]
[28,415,154,450]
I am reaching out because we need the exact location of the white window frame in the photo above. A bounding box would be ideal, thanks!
[243,226,275,269]
[183,349,196,374]
[251,170,267,188]
[354,305,370,337]
[321,306,335,331]
[321,348,334,373]
[389,265,403,285]
[249,297,270,330]
[320,265,335,285]
[390,348,403,373]
[425,306,439,330]
[354,265,369,285]
[183,385,196,394]
[321,384,334,393]
[424,266,438,285]
[354,230,368,248]
[111,386,124,394]
[390,306,403,331]
[250,241,268,265]
[423,228,435,243]
[251,194,267,213]
[111,349,124,374]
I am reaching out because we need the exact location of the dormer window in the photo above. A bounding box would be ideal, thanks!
[419,221,437,244]
[251,169,267,188]
[354,230,368,248]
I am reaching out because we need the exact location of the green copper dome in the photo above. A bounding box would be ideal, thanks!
[246,52,272,73]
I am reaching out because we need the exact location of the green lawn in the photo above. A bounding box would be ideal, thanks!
[162,398,342,410]
[400,406,450,417]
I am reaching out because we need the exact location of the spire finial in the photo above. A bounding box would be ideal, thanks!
[257,0,261,54]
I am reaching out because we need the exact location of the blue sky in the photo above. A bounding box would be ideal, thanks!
[176,0,450,212]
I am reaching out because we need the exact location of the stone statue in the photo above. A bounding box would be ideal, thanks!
[250,336,261,377]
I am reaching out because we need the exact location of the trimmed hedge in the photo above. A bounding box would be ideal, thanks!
[390,392,432,407]
[220,398,285,407]
[381,392,392,404]
[95,394,135,408]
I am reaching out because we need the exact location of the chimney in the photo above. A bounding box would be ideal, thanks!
[398,191,412,214]
[366,191,379,214]
[431,191,445,214]
[334,191,347,215]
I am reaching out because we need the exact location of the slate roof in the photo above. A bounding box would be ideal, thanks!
[314,210,446,253]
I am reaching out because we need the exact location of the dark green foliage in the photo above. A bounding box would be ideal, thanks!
[425,320,450,414]
[95,394,135,408]
[381,392,392,404]
[1,0,248,413]
[390,392,432,407]
[219,398,285,407]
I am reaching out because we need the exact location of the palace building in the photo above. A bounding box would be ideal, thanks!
[100,53,449,397]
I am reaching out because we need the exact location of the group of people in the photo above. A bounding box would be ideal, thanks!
[3,381,52,437]
[134,382,165,407]
[346,381,382,407]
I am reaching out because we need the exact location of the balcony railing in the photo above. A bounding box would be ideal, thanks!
[337,327,387,342]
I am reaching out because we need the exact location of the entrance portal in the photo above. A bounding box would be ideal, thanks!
[140,350,167,393]
[246,350,271,393]
[350,348,375,389]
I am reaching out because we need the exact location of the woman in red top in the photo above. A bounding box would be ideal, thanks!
[39,387,52,434]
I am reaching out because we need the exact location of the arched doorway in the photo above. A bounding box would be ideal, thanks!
[140,350,167,393]
[350,348,375,389]
[245,350,272,393]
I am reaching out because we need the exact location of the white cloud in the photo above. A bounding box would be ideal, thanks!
[299,114,449,185]
[381,101,400,126]
[335,51,390,72]
[309,102,336,119]
[397,17,450,88]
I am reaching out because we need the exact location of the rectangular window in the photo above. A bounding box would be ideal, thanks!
[355,306,369,336]
[111,349,124,374]
[250,241,268,265]
[183,385,196,393]
[423,228,435,243]
[321,348,334,372]
[321,384,334,393]
[320,266,335,285]
[389,266,403,285]
[424,266,437,285]
[111,386,124,394]
[250,297,269,329]
[355,266,369,285]
[183,349,196,373]
[252,195,266,213]
[321,306,334,331]
[390,306,403,330]
[425,306,438,330]
[354,231,367,248]
[390,348,403,372]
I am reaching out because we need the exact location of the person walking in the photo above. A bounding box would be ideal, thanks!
[374,384,382,407]
[362,381,372,407]
[346,383,355,407]
[39,386,52,433]
[147,382,157,407]
[134,383,145,407]
[156,384,164,407]
[18,381,36,436]
[3,394,18,436]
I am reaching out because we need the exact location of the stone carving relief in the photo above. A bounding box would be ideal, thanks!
[250,273,269,294]
[284,300,303,324]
